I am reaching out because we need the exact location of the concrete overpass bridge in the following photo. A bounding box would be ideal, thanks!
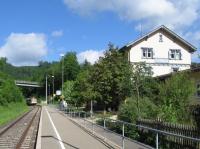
[15,80,41,87]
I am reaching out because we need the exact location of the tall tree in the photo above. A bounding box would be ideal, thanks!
[0,72,24,106]
[90,44,132,111]
[63,80,75,104]
[0,57,7,72]
[72,67,98,106]
[62,52,80,81]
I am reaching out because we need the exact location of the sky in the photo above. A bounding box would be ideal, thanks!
[0,0,200,66]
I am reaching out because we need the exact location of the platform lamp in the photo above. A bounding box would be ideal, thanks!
[60,53,65,94]
[52,75,55,104]
[45,75,48,104]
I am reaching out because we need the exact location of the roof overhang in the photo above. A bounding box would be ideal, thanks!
[120,25,197,53]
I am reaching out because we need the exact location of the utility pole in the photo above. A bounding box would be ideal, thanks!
[62,58,64,93]
[90,100,93,117]
[52,75,55,104]
[45,75,47,104]
[60,54,64,94]
[52,76,54,95]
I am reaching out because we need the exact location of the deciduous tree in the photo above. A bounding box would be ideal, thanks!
[62,52,80,81]
[158,73,195,123]
[89,44,132,111]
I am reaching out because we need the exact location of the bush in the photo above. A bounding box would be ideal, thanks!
[117,97,158,140]
[118,97,158,123]
[158,73,195,123]
[0,72,24,106]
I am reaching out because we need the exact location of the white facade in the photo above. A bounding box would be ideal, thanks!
[125,27,195,77]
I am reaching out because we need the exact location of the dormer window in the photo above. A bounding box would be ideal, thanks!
[169,49,181,60]
[159,34,163,42]
[142,48,153,59]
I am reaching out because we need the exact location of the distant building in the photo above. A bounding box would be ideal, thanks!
[120,25,196,77]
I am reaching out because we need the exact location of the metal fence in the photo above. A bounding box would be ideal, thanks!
[137,119,200,149]
[60,107,200,149]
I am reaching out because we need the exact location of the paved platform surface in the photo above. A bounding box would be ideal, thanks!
[69,118,151,149]
[38,106,110,149]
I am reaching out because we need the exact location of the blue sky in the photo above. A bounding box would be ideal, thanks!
[0,0,200,66]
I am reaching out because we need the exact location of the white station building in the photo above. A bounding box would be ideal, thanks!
[120,25,197,77]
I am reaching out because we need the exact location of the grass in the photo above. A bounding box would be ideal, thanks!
[0,102,29,126]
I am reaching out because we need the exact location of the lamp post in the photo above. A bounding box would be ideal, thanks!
[48,84,51,103]
[45,75,48,104]
[52,75,54,104]
[46,75,54,104]
[60,53,64,94]
[52,75,54,93]
[90,100,93,118]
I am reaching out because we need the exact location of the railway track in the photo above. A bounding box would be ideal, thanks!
[0,106,41,149]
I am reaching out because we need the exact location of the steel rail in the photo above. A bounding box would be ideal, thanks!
[16,106,41,149]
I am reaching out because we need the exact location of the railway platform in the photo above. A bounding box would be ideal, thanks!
[37,106,113,149]
[36,106,150,149]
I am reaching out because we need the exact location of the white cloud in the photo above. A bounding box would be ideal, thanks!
[51,30,63,37]
[63,0,200,30]
[77,50,104,64]
[0,33,48,66]
[64,0,200,62]
[183,31,200,62]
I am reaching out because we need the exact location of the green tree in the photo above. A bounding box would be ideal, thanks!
[131,62,153,117]
[0,72,24,106]
[63,81,74,104]
[72,62,98,106]
[0,57,7,72]
[62,52,80,81]
[80,60,91,71]
[118,97,158,140]
[118,97,158,123]
[158,73,195,123]
[90,44,132,111]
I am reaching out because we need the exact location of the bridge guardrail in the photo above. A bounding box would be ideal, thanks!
[15,80,40,85]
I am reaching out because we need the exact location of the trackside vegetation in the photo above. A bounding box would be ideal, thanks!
[0,102,28,125]
[0,72,28,126]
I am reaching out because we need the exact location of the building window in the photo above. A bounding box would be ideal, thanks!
[142,48,153,59]
[159,34,163,42]
[197,83,200,98]
[169,49,181,60]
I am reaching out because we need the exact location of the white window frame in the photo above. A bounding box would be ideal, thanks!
[142,48,153,59]
[169,49,181,60]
